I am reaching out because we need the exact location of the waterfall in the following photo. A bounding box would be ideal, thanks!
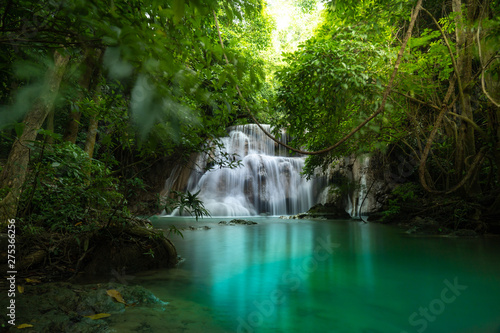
[168,124,319,217]
[346,155,372,219]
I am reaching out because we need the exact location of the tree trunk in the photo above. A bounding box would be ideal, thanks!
[475,0,500,213]
[0,51,69,223]
[452,0,479,194]
[63,48,102,143]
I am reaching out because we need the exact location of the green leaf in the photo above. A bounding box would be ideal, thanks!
[218,71,227,88]
[14,122,25,138]
[173,0,185,23]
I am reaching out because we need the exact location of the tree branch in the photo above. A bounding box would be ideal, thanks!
[392,90,441,110]
[444,147,488,195]
[418,75,457,193]
[476,23,500,108]
[447,111,488,138]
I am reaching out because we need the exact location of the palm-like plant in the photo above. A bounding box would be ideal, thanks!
[165,190,211,221]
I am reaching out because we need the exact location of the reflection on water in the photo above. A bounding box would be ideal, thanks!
[115,217,500,333]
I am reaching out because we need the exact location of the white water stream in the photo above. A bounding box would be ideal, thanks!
[175,124,319,216]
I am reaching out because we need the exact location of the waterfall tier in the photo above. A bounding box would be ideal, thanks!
[171,124,319,217]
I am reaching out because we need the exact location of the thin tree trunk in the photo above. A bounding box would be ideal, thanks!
[84,115,99,159]
[83,63,103,160]
[45,110,54,144]
[0,51,69,223]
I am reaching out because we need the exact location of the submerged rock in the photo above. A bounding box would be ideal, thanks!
[218,221,235,226]
[279,213,309,220]
[231,219,258,225]
[0,282,168,333]
[186,226,211,230]
[218,219,257,225]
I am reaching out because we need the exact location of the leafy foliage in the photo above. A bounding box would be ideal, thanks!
[324,0,416,25]
[165,190,211,220]
[0,0,267,140]
[381,183,420,221]
[0,0,276,226]
[18,142,124,232]
[396,27,454,102]
[272,16,396,175]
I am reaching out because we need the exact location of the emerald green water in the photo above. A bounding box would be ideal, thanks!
[117,217,500,333]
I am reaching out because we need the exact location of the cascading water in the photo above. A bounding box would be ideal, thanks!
[346,155,373,219]
[170,124,319,217]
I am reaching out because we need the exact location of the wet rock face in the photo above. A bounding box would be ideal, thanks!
[317,153,393,218]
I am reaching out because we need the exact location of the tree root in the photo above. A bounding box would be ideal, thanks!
[17,249,47,270]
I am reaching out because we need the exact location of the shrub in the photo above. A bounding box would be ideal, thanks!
[381,182,421,221]
[19,142,125,233]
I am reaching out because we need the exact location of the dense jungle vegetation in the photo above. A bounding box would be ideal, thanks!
[0,0,499,268]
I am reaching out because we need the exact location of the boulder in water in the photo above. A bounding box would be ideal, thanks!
[218,219,257,225]
[307,203,351,219]
[186,225,211,230]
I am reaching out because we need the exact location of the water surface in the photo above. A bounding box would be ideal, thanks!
[113,217,500,333]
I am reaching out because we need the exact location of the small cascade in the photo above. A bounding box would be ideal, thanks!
[167,124,319,217]
[346,155,373,219]
[316,154,380,219]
